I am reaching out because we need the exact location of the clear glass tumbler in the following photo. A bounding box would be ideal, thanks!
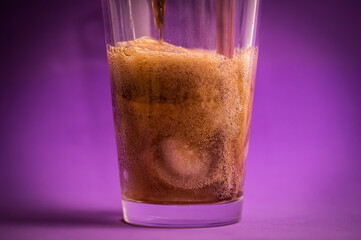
[101,0,260,227]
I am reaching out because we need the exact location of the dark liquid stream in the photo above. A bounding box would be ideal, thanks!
[152,0,166,43]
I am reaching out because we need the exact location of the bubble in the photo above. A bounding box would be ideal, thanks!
[122,46,135,56]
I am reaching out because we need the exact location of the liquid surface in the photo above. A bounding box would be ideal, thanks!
[108,37,258,204]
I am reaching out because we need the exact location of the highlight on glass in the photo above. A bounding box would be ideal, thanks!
[101,0,261,227]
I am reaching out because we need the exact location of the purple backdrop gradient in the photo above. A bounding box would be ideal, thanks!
[1,0,361,239]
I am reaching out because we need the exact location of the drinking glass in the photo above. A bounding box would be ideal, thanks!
[101,0,261,227]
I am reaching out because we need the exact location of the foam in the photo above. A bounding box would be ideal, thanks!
[108,37,258,203]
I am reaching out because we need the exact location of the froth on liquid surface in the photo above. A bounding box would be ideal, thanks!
[108,37,258,204]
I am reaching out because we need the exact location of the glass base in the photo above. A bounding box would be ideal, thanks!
[122,198,243,228]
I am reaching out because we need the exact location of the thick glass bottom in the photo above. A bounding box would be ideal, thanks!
[122,198,243,228]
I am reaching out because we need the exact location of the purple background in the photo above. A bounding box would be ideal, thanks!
[1,0,361,239]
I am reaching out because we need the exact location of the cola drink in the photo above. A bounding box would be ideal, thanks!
[107,37,258,204]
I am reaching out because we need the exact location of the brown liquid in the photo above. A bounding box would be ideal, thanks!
[108,37,258,204]
[152,0,166,42]
[216,0,235,58]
